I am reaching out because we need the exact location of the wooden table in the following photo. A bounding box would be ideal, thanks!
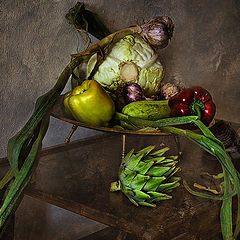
[24,131,239,240]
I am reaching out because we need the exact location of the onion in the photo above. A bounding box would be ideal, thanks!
[161,83,179,100]
[124,83,146,103]
[140,16,174,48]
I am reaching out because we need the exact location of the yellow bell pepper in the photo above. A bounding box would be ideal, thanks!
[64,80,115,126]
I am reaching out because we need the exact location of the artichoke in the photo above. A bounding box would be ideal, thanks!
[87,35,163,97]
[110,145,180,207]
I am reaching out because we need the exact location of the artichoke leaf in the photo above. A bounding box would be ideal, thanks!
[146,166,171,177]
[133,160,155,174]
[124,153,144,170]
[150,147,170,157]
[119,166,136,186]
[122,148,135,164]
[157,181,180,192]
[137,145,155,156]
[143,176,166,192]
[129,173,151,190]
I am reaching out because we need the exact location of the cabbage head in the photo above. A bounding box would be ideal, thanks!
[87,35,163,97]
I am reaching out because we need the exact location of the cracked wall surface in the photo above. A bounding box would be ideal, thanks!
[0,0,239,157]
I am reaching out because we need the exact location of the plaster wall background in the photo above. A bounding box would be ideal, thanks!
[0,0,240,158]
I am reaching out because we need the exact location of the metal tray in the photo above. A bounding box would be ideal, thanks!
[51,95,171,136]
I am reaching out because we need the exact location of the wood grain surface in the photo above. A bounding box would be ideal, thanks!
[25,133,239,240]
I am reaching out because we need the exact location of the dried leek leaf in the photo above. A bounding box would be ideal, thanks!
[66,2,111,40]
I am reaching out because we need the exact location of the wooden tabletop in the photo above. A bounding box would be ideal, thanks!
[25,132,239,240]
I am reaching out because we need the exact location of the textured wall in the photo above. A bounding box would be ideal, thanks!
[0,0,240,158]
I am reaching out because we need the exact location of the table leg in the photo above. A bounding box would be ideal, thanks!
[121,134,126,160]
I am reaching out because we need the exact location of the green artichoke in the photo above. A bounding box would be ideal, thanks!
[110,145,181,207]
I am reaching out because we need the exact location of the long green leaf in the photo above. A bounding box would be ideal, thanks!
[220,168,233,240]
[193,119,225,148]
[0,170,13,190]
[7,56,86,176]
[0,116,49,231]
[234,172,240,239]
[162,125,238,181]
[1,55,88,234]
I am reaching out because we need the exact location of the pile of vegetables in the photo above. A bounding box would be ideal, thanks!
[62,6,240,240]
[87,34,164,97]
[0,2,239,240]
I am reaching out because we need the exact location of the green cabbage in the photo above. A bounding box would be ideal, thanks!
[87,35,163,97]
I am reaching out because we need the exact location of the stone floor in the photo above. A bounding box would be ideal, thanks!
[14,195,107,240]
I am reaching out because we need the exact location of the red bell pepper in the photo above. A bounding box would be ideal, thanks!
[168,86,216,126]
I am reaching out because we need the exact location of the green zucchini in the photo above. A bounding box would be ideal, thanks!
[122,100,171,120]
